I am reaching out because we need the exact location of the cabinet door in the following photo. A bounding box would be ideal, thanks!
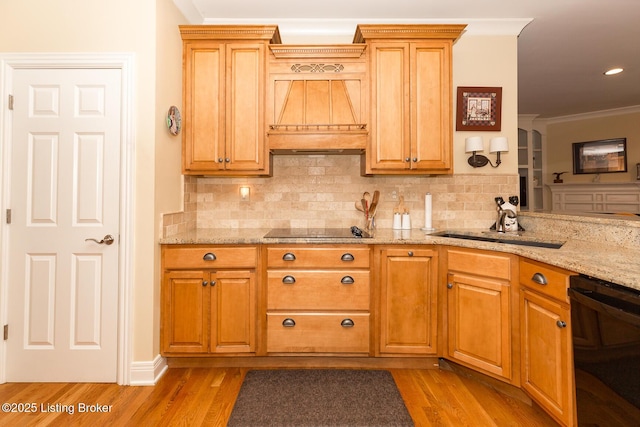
[411,41,451,171]
[225,43,268,173]
[447,272,512,380]
[521,288,574,426]
[379,248,438,354]
[162,270,209,354]
[182,41,225,173]
[210,269,256,353]
[368,42,411,171]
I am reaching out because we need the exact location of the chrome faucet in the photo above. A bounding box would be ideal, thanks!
[496,208,517,233]
[494,196,517,233]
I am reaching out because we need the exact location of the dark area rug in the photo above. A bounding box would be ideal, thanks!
[227,369,414,427]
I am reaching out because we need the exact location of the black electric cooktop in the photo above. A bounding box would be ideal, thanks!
[263,226,371,239]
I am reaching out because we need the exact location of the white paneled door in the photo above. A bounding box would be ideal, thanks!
[6,68,121,382]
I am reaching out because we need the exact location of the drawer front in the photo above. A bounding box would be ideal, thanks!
[267,270,370,310]
[267,313,370,353]
[519,258,573,302]
[266,246,370,269]
[162,246,258,269]
[447,248,512,280]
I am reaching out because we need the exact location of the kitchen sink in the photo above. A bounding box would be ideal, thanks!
[430,231,565,249]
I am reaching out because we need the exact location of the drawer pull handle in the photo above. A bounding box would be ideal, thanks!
[531,272,548,285]
[341,319,355,328]
[282,252,296,261]
[341,253,355,262]
[282,318,296,327]
[556,320,567,328]
[341,276,355,285]
[202,281,208,287]
[203,252,216,261]
[282,275,296,284]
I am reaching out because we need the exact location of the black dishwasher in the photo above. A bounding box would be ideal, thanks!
[569,275,640,426]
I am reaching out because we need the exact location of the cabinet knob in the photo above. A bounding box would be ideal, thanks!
[531,272,548,285]
[282,252,296,261]
[341,253,355,262]
[556,320,567,328]
[447,283,453,289]
[341,318,355,328]
[202,281,208,287]
[210,281,216,286]
[412,157,418,162]
[225,158,230,163]
[203,252,216,261]
[405,157,411,162]
[408,251,414,257]
[282,318,296,327]
[218,158,224,163]
[341,276,355,285]
[282,275,296,284]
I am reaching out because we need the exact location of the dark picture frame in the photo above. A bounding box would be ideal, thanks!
[456,86,502,131]
[572,138,627,174]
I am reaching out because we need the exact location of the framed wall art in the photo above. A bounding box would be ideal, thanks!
[572,138,627,174]
[456,86,502,131]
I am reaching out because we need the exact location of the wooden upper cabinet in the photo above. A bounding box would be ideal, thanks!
[180,25,281,176]
[354,25,465,175]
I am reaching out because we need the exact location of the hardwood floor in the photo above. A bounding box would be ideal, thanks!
[0,367,558,426]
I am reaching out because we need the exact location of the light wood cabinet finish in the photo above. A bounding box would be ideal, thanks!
[180,26,280,176]
[265,245,371,354]
[354,25,465,175]
[445,248,516,383]
[378,247,438,355]
[161,245,258,355]
[267,45,369,152]
[520,258,576,426]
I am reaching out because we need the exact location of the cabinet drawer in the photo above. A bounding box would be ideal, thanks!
[162,245,257,269]
[447,248,512,280]
[266,246,370,268]
[519,258,573,303]
[266,313,370,353]
[267,270,370,310]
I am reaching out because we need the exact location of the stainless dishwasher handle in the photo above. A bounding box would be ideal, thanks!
[531,272,548,285]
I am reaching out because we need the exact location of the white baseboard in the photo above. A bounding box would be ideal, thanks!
[129,355,168,386]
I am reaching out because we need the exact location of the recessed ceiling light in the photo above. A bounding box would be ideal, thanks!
[604,68,624,75]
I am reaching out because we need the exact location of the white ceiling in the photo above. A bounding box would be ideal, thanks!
[174,0,640,119]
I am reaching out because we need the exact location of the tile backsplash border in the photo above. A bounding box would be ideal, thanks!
[161,155,518,237]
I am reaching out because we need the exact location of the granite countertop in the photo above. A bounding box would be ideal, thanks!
[160,226,639,292]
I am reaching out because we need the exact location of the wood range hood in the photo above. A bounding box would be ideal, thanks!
[267,44,369,154]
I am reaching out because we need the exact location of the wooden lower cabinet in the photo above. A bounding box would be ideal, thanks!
[520,259,575,426]
[162,269,256,355]
[378,247,438,355]
[445,248,516,383]
[265,244,371,355]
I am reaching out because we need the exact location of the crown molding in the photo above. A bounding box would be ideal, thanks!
[196,18,532,42]
[540,105,640,125]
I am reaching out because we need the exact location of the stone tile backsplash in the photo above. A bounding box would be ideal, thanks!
[162,155,518,237]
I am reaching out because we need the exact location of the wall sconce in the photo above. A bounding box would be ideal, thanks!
[239,186,250,201]
[465,136,509,168]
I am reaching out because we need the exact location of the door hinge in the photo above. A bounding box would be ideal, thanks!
[6,209,10,224]
[3,325,8,340]
[8,94,13,110]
